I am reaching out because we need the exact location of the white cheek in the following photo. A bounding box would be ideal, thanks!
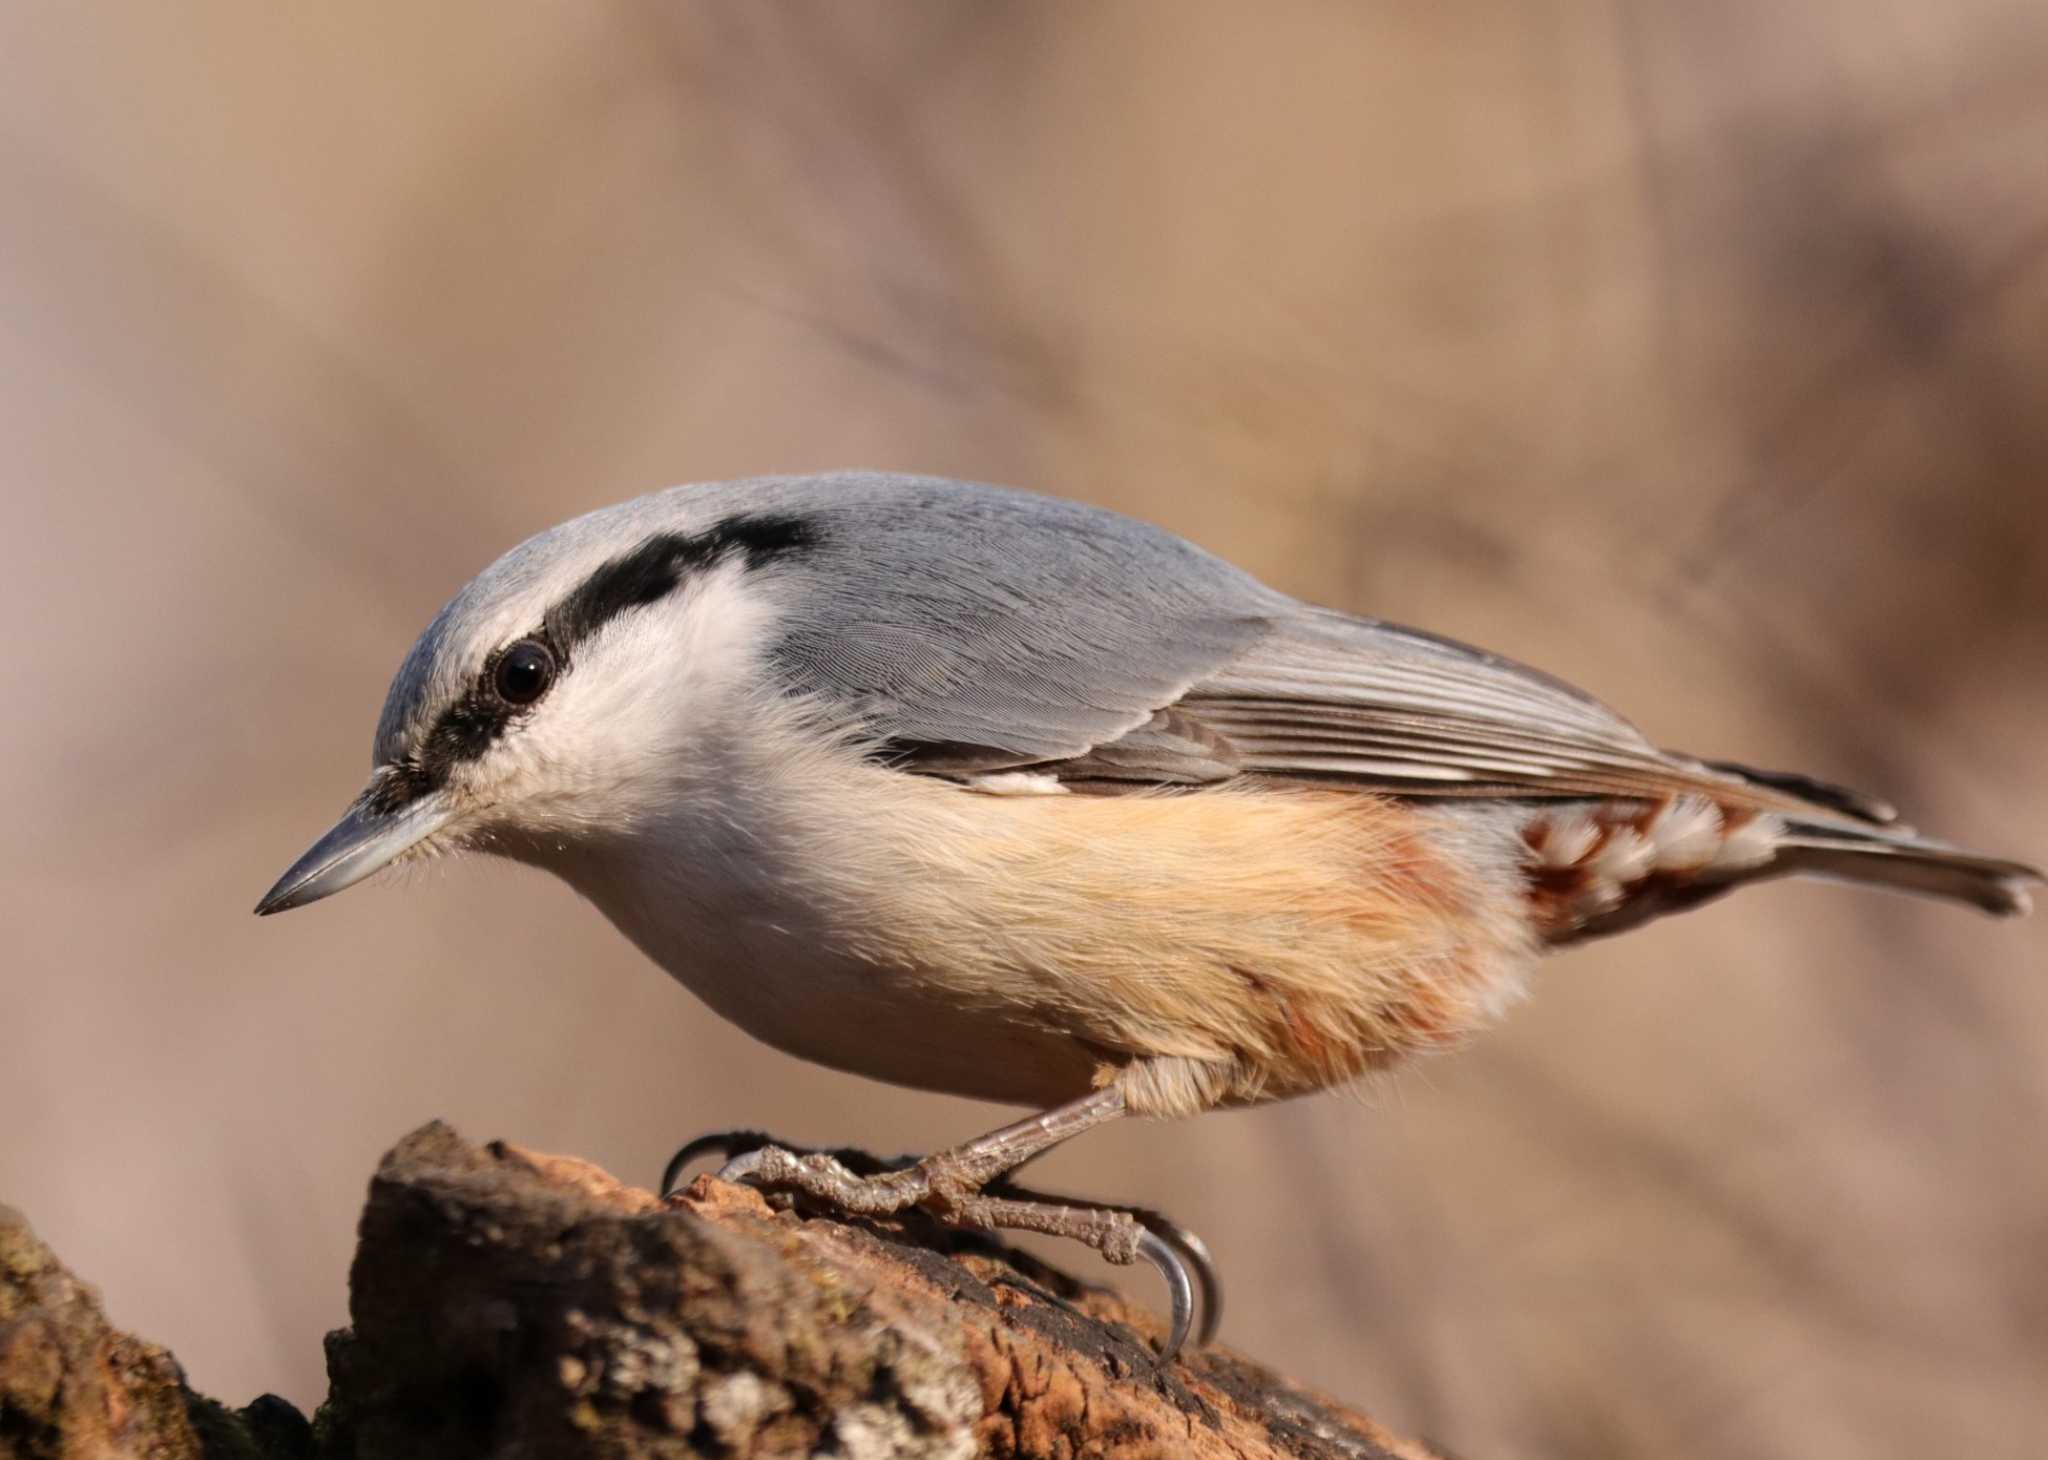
[480,563,780,832]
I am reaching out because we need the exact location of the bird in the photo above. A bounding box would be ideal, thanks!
[257,470,2039,1362]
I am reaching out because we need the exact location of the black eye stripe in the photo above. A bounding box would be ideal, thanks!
[370,512,818,814]
[361,634,554,814]
[543,513,816,654]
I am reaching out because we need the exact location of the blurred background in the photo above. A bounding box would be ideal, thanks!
[3,4,2045,1456]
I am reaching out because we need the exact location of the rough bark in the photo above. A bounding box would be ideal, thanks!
[2,1125,1455,1459]
[0,1204,309,1460]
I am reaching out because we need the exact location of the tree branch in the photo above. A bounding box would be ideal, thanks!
[2,1123,1456,1459]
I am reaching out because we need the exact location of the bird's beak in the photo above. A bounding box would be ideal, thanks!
[254,789,455,916]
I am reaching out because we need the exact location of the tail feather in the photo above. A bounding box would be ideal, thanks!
[1702,759,1902,827]
[1774,822,2040,917]
[1515,793,2039,944]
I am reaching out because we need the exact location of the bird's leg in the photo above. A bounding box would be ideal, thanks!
[713,1085,1129,1225]
[709,1087,1203,1358]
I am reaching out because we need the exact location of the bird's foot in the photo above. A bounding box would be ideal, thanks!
[985,1177,1223,1353]
[658,1124,1214,1364]
[659,1129,911,1200]
[714,1139,936,1219]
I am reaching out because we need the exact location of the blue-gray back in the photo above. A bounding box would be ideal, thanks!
[382,471,1880,816]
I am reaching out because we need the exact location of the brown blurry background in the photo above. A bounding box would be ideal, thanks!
[4,4,2045,1456]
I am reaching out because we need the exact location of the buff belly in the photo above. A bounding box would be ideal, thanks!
[547,747,1539,1115]
[777,770,1538,1115]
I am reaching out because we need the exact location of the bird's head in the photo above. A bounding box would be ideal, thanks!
[255,496,819,915]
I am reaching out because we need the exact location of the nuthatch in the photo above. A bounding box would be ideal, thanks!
[258,472,2039,1361]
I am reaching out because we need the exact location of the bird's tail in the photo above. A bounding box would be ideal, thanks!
[1771,821,2039,917]
[1697,756,2039,916]
[1523,759,2040,942]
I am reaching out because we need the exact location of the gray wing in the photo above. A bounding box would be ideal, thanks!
[1168,608,1754,802]
[1043,605,1743,802]
[763,476,1280,770]
[763,474,1871,817]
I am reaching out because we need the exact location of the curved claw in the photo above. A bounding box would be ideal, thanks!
[661,1129,1214,1363]
[1136,1229,1194,1367]
[1135,1214,1222,1349]
[985,1175,1224,1354]
[660,1130,774,1198]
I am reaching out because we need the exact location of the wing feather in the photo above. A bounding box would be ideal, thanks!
[749,474,1866,823]
[1045,614,1855,818]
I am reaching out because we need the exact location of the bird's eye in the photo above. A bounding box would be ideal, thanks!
[493,639,557,706]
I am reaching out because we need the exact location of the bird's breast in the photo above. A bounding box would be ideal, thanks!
[544,820,1107,1107]
[539,729,1543,1115]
